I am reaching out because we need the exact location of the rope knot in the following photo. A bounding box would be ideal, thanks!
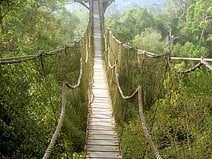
[200,56,206,64]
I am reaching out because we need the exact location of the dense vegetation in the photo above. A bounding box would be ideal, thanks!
[1,0,211,158]
[105,0,211,158]
[0,0,91,158]
[0,0,88,55]
[107,0,212,57]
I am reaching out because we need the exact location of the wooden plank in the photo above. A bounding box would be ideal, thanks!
[91,109,111,114]
[88,129,117,135]
[89,125,115,130]
[89,122,115,127]
[91,107,111,110]
[91,106,110,109]
[91,112,112,116]
[86,1,122,158]
[92,101,110,104]
[90,114,112,119]
[92,90,108,93]
[87,139,119,146]
[86,152,121,158]
[91,107,110,110]
[91,102,109,105]
[87,145,119,152]
[88,134,118,140]
[89,118,114,122]
[91,113,112,117]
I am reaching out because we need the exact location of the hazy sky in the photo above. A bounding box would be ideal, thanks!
[112,0,164,7]
[105,0,165,15]
[66,0,165,13]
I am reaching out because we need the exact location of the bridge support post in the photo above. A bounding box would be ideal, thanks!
[74,0,113,52]
[98,0,114,52]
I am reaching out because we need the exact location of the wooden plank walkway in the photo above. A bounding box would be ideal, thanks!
[85,1,122,159]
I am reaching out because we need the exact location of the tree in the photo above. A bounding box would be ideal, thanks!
[0,0,90,158]
[107,8,156,42]
[131,28,165,53]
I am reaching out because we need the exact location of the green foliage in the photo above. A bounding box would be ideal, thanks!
[0,0,88,55]
[0,40,92,158]
[131,28,165,53]
[150,71,212,158]
[107,0,212,57]
[106,40,211,158]
[105,0,212,158]
[107,8,156,42]
[0,0,91,158]
[172,42,209,57]
[105,28,169,158]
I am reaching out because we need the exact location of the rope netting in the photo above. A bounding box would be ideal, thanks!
[0,21,93,159]
[104,27,212,159]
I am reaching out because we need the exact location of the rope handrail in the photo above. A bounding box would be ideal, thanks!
[167,57,212,73]
[88,35,91,48]
[138,86,162,159]
[179,62,203,73]
[66,58,83,89]
[41,22,89,159]
[106,59,162,158]
[107,28,212,62]
[0,54,40,64]
[170,56,212,62]
[107,30,167,58]
[105,27,212,159]
[105,30,163,157]
[42,82,67,159]
[85,44,89,64]
[205,62,212,71]
[0,46,72,65]
[107,47,116,69]
[0,54,39,61]
[114,60,139,99]
[1,17,90,159]
[0,19,92,65]
[137,50,167,58]
[43,57,83,159]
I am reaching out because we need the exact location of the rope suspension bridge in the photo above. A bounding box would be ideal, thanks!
[0,0,211,159]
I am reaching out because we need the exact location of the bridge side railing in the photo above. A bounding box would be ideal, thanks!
[0,18,93,159]
[103,26,211,159]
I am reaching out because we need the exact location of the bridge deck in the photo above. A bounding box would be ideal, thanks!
[85,1,122,159]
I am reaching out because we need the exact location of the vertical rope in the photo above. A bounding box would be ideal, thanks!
[85,44,89,64]
[138,86,162,159]
[42,82,67,159]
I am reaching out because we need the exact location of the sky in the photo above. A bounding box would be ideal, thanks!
[66,0,165,14]
[105,0,165,15]
[111,0,164,7]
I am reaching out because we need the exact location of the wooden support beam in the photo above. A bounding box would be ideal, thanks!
[74,0,90,10]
